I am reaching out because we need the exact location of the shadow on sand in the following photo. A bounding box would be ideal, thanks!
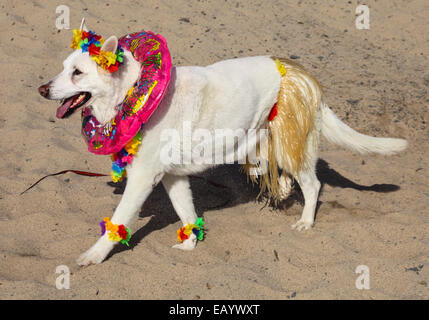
[108,158,399,257]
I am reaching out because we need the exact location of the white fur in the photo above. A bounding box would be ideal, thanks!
[321,104,408,155]
[41,24,407,265]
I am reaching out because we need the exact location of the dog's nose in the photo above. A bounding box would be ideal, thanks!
[38,83,51,98]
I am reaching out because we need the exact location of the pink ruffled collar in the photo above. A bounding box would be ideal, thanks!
[81,30,172,155]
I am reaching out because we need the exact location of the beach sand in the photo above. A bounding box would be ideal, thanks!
[0,0,427,299]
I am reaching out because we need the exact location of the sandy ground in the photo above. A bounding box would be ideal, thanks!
[0,0,428,299]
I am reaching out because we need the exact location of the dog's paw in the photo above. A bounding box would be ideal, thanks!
[77,246,110,266]
[76,237,114,266]
[172,234,197,251]
[291,219,313,231]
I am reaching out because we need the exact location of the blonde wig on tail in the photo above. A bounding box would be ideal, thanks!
[244,57,323,202]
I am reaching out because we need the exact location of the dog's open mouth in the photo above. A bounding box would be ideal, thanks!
[56,92,91,119]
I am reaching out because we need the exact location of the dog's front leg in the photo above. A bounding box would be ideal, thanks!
[77,160,164,266]
[162,174,198,250]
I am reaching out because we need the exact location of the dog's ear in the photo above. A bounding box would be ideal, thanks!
[80,17,88,32]
[101,36,118,54]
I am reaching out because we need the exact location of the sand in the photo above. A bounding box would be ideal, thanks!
[0,0,427,299]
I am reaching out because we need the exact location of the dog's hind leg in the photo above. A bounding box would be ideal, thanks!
[290,132,321,231]
[291,167,320,231]
[162,174,198,250]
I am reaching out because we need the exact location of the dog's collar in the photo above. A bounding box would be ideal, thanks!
[81,30,172,155]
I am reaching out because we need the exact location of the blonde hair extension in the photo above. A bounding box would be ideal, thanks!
[243,57,323,202]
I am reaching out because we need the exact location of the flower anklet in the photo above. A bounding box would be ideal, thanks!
[177,217,205,243]
[100,217,131,246]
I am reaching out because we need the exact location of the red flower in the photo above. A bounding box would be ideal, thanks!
[178,228,189,241]
[88,43,100,56]
[117,224,128,239]
[108,61,119,73]
[81,31,90,40]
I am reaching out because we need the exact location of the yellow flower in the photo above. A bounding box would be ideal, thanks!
[111,169,125,183]
[111,172,123,183]
[70,29,83,50]
[91,50,117,69]
[108,232,122,242]
[124,139,142,155]
[183,224,195,236]
[91,54,106,67]
[103,51,117,66]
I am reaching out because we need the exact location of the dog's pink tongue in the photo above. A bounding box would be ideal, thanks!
[56,98,74,119]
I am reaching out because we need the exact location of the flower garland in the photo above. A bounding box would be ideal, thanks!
[70,29,124,73]
[100,217,131,246]
[110,130,142,183]
[177,217,205,242]
[68,29,174,246]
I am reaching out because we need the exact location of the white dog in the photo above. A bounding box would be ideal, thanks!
[39,20,407,266]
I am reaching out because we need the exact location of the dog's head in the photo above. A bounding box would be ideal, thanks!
[38,19,123,121]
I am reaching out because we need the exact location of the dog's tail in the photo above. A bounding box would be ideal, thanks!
[320,103,408,155]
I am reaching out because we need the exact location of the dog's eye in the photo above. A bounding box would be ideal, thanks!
[73,69,83,76]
